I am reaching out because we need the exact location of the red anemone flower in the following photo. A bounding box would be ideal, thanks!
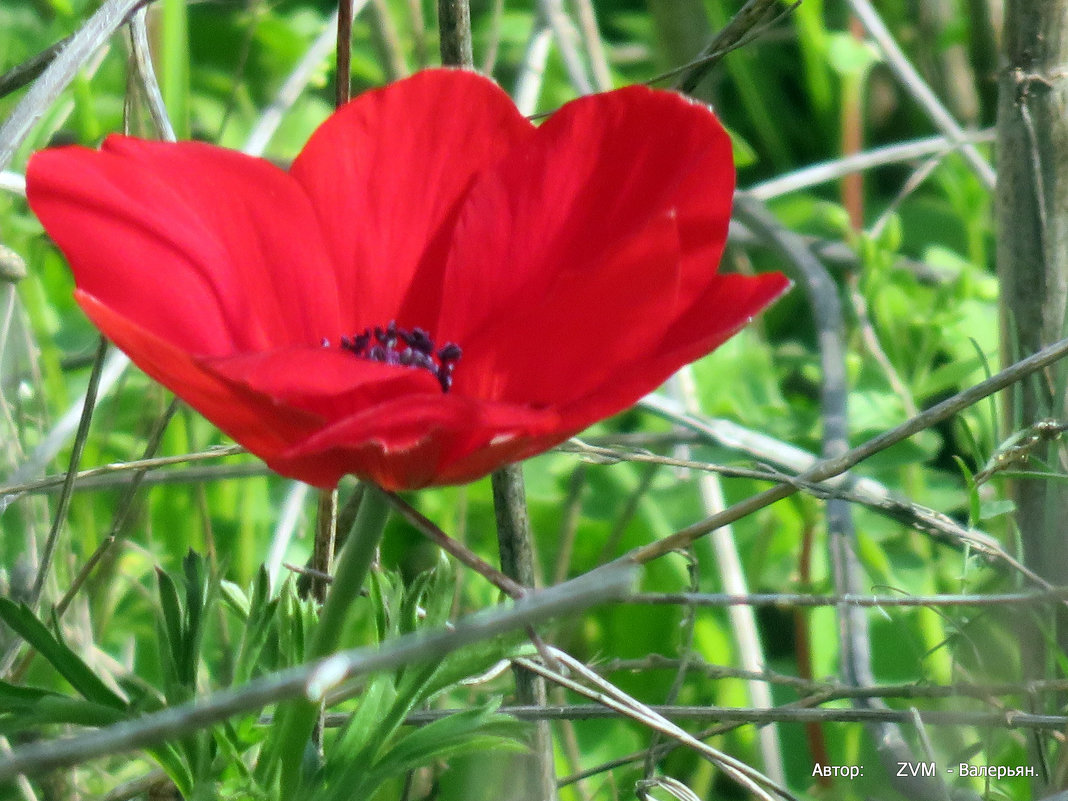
[27,70,788,491]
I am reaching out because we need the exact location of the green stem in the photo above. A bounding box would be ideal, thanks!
[265,484,391,798]
[309,485,389,658]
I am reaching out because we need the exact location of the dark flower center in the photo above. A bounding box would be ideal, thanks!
[324,320,462,392]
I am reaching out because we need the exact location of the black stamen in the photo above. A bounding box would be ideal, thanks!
[326,320,462,393]
[438,343,462,362]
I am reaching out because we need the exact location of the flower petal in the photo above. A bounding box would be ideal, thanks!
[75,292,324,457]
[558,271,792,430]
[276,394,564,490]
[290,69,534,327]
[453,210,686,404]
[202,347,442,419]
[436,84,734,350]
[435,84,750,414]
[28,138,341,356]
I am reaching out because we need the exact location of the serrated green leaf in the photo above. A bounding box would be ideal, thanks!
[354,706,524,796]
[328,674,397,764]
[146,741,195,798]
[220,579,250,621]
[0,695,125,735]
[0,599,126,709]
[979,499,1016,521]
[181,550,210,688]
[0,679,64,710]
[156,569,185,700]
[419,635,530,702]
[373,661,439,763]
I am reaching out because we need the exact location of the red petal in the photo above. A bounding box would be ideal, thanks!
[290,70,534,328]
[437,85,734,349]
[28,138,341,356]
[202,347,441,419]
[436,85,742,412]
[276,394,563,490]
[454,210,685,404]
[75,291,324,458]
[558,272,792,430]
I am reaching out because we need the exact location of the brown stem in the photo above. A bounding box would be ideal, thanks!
[492,465,557,801]
[437,0,473,68]
[336,0,353,106]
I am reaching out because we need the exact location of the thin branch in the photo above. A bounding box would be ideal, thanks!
[0,0,151,171]
[628,399,1016,559]
[336,0,354,106]
[522,648,795,801]
[537,0,593,95]
[267,482,312,585]
[396,703,1068,731]
[0,351,129,514]
[620,335,1068,565]
[846,0,995,189]
[384,491,527,599]
[492,464,557,801]
[0,171,25,197]
[127,8,176,141]
[243,9,351,156]
[739,192,926,792]
[57,398,177,612]
[0,563,635,781]
[0,37,71,99]
[671,369,784,784]
[570,0,612,91]
[513,15,553,116]
[367,0,408,81]
[27,337,108,608]
[744,130,995,201]
[0,445,250,496]
[599,657,1068,701]
[728,219,954,284]
[625,588,1068,608]
[675,0,784,94]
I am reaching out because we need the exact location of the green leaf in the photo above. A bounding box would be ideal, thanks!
[156,567,185,700]
[353,705,524,796]
[0,695,125,735]
[826,31,881,78]
[326,674,398,766]
[0,599,125,709]
[979,499,1016,521]
[181,550,210,687]
[0,679,64,710]
[232,568,281,685]
[145,741,195,798]
[220,579,250,621]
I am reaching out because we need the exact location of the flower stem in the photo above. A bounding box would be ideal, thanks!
[491,465,558,801]
[309,485,389,656]
[269,483,391,798]
[335,0,353,106]
[437,0,473,69]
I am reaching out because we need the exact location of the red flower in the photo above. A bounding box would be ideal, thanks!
[27,70,788,491]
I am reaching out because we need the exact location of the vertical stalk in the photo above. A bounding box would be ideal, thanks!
[267,485,391,798]
[492,465,556,801]
[311,491,337,603]
[997,0,1068,789]
[437,0,473,69]
[336,0,354,106]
